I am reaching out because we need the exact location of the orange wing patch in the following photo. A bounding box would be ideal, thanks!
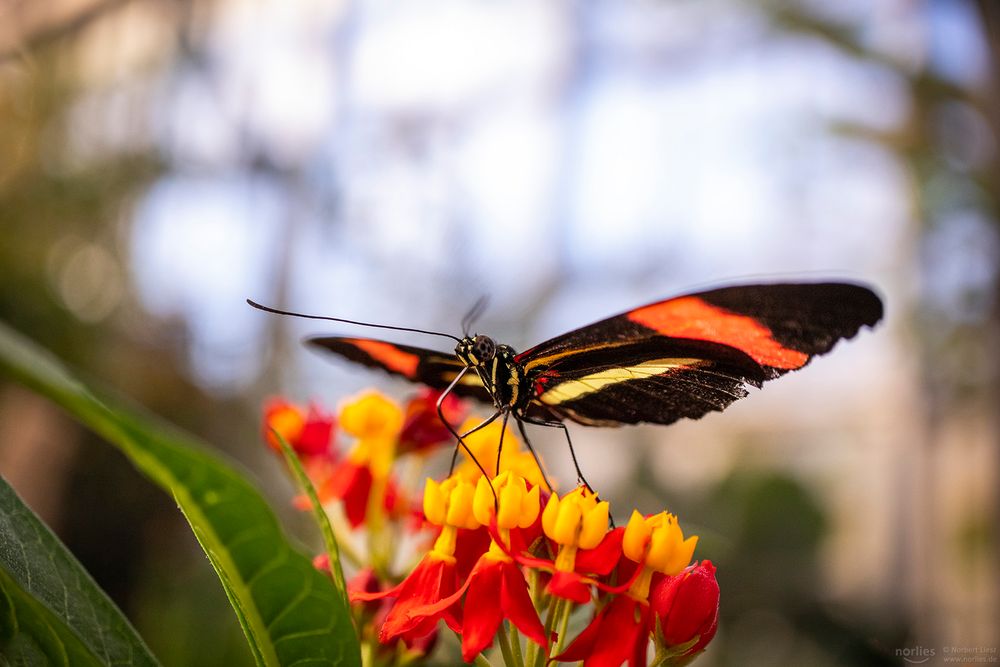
[628,297,809,370]
[350,339,420,377]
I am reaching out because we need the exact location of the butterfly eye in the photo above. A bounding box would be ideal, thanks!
[473,335,496,360]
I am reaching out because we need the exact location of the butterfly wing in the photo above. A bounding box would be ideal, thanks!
[518,282,883,426]
[308,337,492,404]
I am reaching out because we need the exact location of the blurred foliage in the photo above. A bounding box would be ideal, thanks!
[1,1,998,665]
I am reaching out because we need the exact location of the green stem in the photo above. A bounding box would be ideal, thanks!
[510,624,524,667]
[554,599,573,656]
[537,596,561,667]
[497,621,522,667]
[474,655,495,667]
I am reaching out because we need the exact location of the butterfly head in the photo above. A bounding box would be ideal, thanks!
[456,334,496,367]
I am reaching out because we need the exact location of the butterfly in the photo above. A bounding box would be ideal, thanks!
[249,282,883,488]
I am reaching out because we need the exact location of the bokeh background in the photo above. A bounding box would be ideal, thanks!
[1,0,997,665]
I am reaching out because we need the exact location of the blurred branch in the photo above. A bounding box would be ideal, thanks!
[0,0,133,64]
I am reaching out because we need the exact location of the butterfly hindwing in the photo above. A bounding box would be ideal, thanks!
[307,337,493,403]
[527,337,769,426]
[519,283,883,426]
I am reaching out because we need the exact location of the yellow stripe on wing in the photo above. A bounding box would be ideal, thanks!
[537,358,706,405]
[521,340,638,373]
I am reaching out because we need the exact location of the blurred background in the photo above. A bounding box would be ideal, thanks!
[1,0,997,665]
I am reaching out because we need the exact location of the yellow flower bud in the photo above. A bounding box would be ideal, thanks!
[622,510,698,576]
[423,478,446,526]
[446,478,478,529]
[623,510,652,562]
[497,476,524,529]
[473,476,495,526]
[519,484,540,529]
[425,476,480,530]
[542,493,560,537]
[471,471,540,530]
[579,501,609,550]
[542,486,609,549]
[339,392,403,440]
[552,498,583,545]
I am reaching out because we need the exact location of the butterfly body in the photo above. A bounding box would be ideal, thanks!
[455,336,527,413]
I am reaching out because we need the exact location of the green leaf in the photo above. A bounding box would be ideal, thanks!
[0,476,160,666]
[0,321,360,667]
[271,430,350,602]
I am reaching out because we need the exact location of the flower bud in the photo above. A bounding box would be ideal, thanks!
[423,476,480,530]
[542,487,608,549]
[650,561,719,658]
[473,471,540,529]
[623,510,697,575]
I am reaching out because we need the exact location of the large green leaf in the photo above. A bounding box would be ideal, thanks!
[0,321,360,667]
[0,476,160,666]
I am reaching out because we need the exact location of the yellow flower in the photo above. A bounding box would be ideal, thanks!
[339,391,404,440]
[423,475,481,561]
[472,471,540,530]
[339,392,404,479]
[623,510,697,575]
[538,486,608,574]
[542,486,608,550]
[423,476,481,531]
[622,510,699,602]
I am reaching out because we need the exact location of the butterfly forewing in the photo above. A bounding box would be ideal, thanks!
[308,337,493,403]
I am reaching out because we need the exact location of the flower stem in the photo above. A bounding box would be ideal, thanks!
[536,596,560,667]
[510,624,524,667]
[497,621,524,667]
[553,599,573,656]
[474,655,495,667]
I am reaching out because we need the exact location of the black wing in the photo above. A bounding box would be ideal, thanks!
[518,282,883,426]
[308,337,492,404]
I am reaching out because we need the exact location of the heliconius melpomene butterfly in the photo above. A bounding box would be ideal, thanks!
[248,282,883,490]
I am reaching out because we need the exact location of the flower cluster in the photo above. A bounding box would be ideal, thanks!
[264,390,719,666]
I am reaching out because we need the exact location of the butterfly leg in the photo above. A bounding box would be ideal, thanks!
[519,415,594,494]
[513,417,555,494]
[437,368,495,484]
[446,409,502,475]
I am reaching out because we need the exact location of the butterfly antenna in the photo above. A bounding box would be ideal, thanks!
[247,299,462,342]
[461,295,490,336]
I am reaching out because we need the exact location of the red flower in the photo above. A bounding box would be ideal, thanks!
[263,398,335,458]
[414,550,547,663]
[410,473,548,662]
[351,552,462,643]
[398,389,465,454]
[649,561,719,658]
[317,461,404,528]
[556,593,653,667]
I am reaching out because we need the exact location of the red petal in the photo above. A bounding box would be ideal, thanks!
[454,527,491,580]
[460,560,505,662]
[298,404,336,456]
[554,605,604,662]
[650,560,719,652]
[575,527,625,576]
[374,556,457,641]
[500,561,547,649]
[557,596,652,667]
[546,570,591,604]
[325,463,372,528]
